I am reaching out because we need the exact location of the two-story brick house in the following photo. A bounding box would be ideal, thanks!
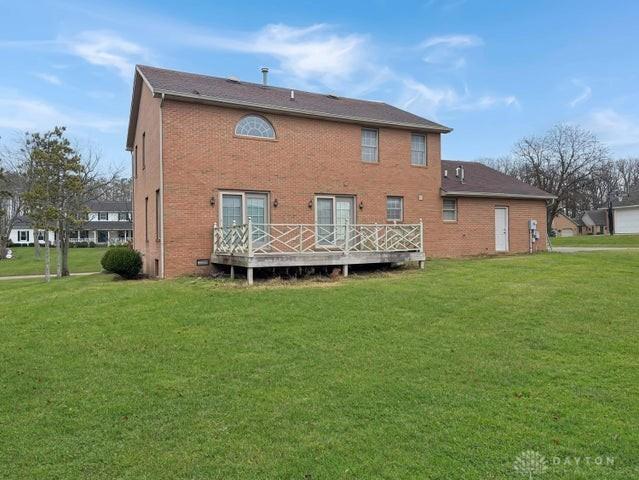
[127,65,553,280]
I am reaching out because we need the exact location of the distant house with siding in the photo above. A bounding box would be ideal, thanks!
[611,189,639,234]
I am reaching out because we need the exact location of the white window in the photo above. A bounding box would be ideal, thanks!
[98,212,108,221]
[386,196,403,222]
[235,115,276,139]
[361,128,378,163]
[411,134,426,166]
[18,230,30,242]
[443,198,457,221]
[118,212,130,221]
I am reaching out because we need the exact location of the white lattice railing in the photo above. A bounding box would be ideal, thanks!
[213,220,424,256]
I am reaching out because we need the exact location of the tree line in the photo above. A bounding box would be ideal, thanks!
[480,124,639,232]
[0,127,130,279]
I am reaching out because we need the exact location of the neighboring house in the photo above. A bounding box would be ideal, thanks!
[9,200,132,246]
[126,65,554,279]
[551,212,580,236]
[580,209,609,235]
[611,189,639,234]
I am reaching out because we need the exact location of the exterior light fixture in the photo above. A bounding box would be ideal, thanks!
[308,200,313,209]
[273,198,279,208]
[359,201,364,210]
[210,196,216,206]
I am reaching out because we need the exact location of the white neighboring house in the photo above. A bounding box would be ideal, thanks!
[612,189,639,234]
[9,200,132,246]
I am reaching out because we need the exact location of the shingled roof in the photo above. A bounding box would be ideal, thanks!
[127,65,451,150]
[441,161,555,199]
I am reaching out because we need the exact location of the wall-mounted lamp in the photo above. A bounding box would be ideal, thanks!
[210,196,216,206]
[308,200,313,209]
[359,201,364,210]
[273,198,279,208]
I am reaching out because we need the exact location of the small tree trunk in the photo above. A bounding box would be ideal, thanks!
[44,236,51,282]
[56,223,62,278]
[34,230,41,259]
[61,231,70,277]
[0,236,7,260]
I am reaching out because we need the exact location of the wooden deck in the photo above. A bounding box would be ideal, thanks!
[212,221,425,284]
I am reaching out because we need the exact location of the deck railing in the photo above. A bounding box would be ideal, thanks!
[213,220,424,256]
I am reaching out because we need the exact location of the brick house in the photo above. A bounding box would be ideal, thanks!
[126,65,553,280]
[551,212,580,236]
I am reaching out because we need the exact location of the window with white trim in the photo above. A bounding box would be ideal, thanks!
[386,196,403,222]
[235,115,276,139]
[118,212,130,221]
[98,212,108,221]
[411,133,426,166]
[443,198,457,221]
[361,128,378,163]
[18,230,30,242]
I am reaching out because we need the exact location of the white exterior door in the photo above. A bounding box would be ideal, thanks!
[495,207,509,252]
[614,207,639,234]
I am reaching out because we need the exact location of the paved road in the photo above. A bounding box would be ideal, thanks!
[0,272,100,281]
[552,246,639,253]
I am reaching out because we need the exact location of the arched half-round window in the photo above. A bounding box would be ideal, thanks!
[234,115,276,139]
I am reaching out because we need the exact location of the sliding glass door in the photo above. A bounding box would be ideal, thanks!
[315,196,354,246]
[220,192,269,245]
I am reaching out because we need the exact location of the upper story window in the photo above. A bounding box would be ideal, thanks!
[98,212,108,221]
[235,115,276,139]
[361,128,378,163]
[411,134,426,166]
[118,212,131,221]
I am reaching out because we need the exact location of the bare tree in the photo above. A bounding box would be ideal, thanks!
[617,157,639,193]
[0,144,27,259]
[512,124,609,233]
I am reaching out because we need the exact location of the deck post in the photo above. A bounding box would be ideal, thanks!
[247,267,254,285]
[344,220,350,253]
[343,264,349,277]
[230,265,235,280]
[299,224,303,252]
[419,218,425,269]
[212,223,217,255]
[247,217,253,257]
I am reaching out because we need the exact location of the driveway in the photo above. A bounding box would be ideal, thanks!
[553,246,639,253]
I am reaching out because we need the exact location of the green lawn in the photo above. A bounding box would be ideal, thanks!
[552,234,639,247]
[0,246,106,277]
[1,253,637,479]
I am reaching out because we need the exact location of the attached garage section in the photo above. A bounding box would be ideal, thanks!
[560,228,575,237]
[614,207,639,234]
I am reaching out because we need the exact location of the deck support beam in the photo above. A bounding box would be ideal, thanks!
[343,264,349,277]
[419,260,425,269]
[247,267,254,285]
[230,265,235,280]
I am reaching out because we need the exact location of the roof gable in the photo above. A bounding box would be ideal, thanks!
[126,65,452,149]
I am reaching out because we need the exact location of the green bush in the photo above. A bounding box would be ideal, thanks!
[101,247,142,279]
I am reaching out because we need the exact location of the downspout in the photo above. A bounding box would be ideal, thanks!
[159,92,165,278]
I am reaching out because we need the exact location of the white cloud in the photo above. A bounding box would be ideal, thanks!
[419,34,483,69]
[420,34,483,49]
[0,91,126,133]
[398,77,518,117]
[586,109,639,148]
[184,23,369,88]
[569,79,592,107]
[34,73,62,86]
[63,30,149,79]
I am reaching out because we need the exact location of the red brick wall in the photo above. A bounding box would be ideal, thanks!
[430,197,548,257]
[132,85,162,276]
[133,84,548,277]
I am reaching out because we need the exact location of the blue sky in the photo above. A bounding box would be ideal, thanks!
[1,0,638,175]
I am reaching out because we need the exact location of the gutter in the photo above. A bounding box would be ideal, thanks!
[441,190,557,200]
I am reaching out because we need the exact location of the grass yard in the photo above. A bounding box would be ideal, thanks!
[552,234,639,247]
[0,246,106,277]
[1,253,638,479]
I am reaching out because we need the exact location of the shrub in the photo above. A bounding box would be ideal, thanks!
[101,247,142,279]
[89,241,96,248]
